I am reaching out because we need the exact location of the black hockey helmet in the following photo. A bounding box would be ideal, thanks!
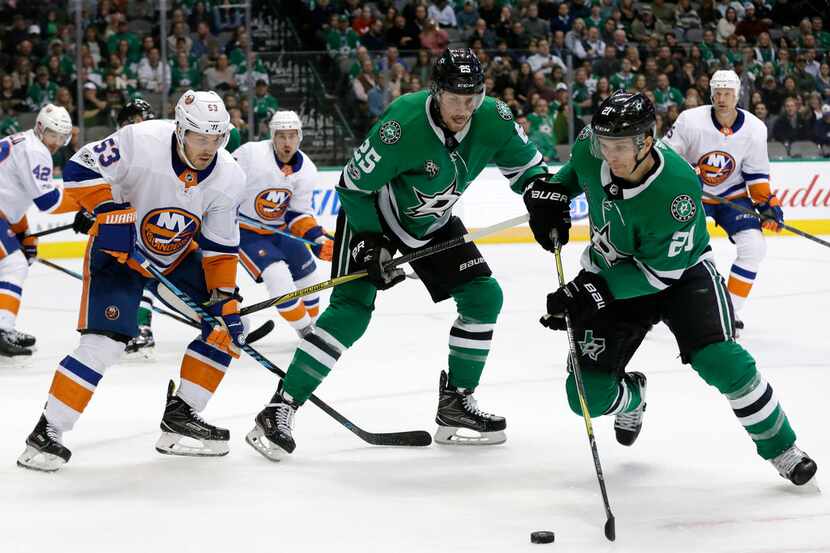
[430,48,485,97]
[117,98,156,128]
[591,91,655,138]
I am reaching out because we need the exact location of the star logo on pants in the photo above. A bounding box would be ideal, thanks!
[578,330,606,361]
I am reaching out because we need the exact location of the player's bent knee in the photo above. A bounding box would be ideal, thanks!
[565,370,619,417]
[733,229,767,267]
[75,333,125,370]
[0,250,29,284]
[689,340,757,395]
[453,276,503,322]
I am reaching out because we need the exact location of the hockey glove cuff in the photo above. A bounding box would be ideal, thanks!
[304,225,334,261]
[349,233,405,290]
[202,288,245,359]
[72,209,95,234]
[90,202,137,264]
[756,195,784,232]
[15,232,37,265]
[522,176,572,251]
[541,271,612,330]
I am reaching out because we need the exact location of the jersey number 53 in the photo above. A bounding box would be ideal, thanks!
[93,137,121,167]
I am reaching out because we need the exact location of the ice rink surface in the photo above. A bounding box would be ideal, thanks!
[1,235,828,553]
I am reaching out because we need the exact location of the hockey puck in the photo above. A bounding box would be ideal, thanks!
[530,531,555,544]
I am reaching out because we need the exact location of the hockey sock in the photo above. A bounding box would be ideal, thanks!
[564,365,641,418]
[0,250,28,330]
[282,280,375,403]
[447,277,503,390]
[178,338,233,412]
[690,341,796,460]
[44,334,123,432]
[294,272,321,321]
[727,229,766,312]
[727,265,755,312]
[262,262,312,332]
[138,293,153,326]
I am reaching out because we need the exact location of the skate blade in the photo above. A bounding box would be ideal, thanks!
[16,445,66,472]
[245,426,290,462]
[124,346,155,361]
[434,426,506,446]
[154,432,228,457]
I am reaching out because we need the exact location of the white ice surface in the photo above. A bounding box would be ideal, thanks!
[1,237,828,553]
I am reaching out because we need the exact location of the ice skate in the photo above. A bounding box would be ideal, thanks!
[17,414,71,472]
[155,380,229,456]
[771,445,818,486]
[246,382,298,461]
[614,372,647,446]
[125,325,155,359]
[434,370,506,445]
[0,328,34,357]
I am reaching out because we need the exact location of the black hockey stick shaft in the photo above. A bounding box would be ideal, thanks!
[36,257,275,344]
[30,222,75,238]
[133,251,431,447]
[240,214,529,316]
[701,190,830,249]
[553,238,616,542]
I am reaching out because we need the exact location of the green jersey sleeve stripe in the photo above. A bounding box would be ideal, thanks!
[339,170,371,193]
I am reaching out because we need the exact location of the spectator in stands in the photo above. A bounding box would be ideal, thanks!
[592,45,621,79]
[407,75,423,93]
[735,4,768,38]
[803,48,821,78]
[327,15,361,74]
[654,73,684,113]
[814,63,830,100]
[428,0,457,29]
[753,32,776,64]
[214,0,244,32]
[642,57,660,90]
[228,32,251,66]
[137,48,171,93]
[191,21,219,61]
[550,2,573,34]
[752,102,773,135]
[27,66,58,110]
[419,19,449,56]
[352,6,375,36]
[252,79,279,126]
[600,18,618,44]
[630,73,648,95]
[457,2,479,34]
[80,80,108,126]
[387,15,418,51]
[793,55,817,95]
[564,18,588,59]
[611,29,628,58]
[675,0,703,30]
[203,53,236,91]
[684,87,702,109]
[717,7,738,43]
[813,104,830,149]
[652,0,675,24]
[700,29,724,66]
[506,20,531,50]
[362,20,387,51]
[353,58,378,118]
[107,18,141,64]
[610,58,635,91]
[168,21,193,56]
[656,46,677,75]
[467,18,496,49]
[591,76,612,113]
[520,4,547,41]
[188,2,213,32]
[0,74,26,114]
[477,0,500,27]
[586,4,603,29]
[527,39,566,76]
[529,70,557,103]
[82,26,106,68]
[811,16,830,50]
[583,26,605,62]
[805,91,823,125]
[171,51,202,92]
[527,97,557,161]
[571,67,593,114]
[773,97,811,143]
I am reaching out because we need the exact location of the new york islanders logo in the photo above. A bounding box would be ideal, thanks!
[254,188,292,221]
[696,151,736,186]
[141,208,201,256]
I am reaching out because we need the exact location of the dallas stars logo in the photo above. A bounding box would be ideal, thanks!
[406,179,462,218]
[671,194,696,222]
[578,330,606,360]
[591,222,629,266]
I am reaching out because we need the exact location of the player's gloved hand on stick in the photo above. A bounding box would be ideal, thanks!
[15,232,37,265]
[72,209,95,234]
[522,176,572,251]
[202,288,245,359]
[304,226,334,262]
[350,233,405,290]
[756,195,784,232]
[540,271,613,330]
[89,202,137,263]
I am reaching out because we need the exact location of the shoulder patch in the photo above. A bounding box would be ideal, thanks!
[670,194,697,223]
[577,126,592,141]
[379,120,402,145]
[495,100,513,121]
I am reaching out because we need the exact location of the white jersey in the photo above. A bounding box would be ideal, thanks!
[0,129,62,223]
[63,119,245,271]
[662,105,770,203]
[233,141,319,234]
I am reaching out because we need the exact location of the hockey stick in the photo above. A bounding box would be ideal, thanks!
[238,213,317,246]
[131,250,432,447]
[35,257,275,344]
[31,222,75,238]
[552,236,616,542]
[701,190,830,249]
[240,213,530,316]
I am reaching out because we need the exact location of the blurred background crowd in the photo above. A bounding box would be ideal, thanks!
[1,0,829,170]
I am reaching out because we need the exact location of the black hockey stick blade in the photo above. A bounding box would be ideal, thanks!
[246,320,275,344]
[604,515,616,541]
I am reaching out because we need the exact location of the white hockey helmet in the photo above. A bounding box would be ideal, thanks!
[710,70,741,104]
[174,90,230,167]
[269,110,303,143]
[35,103,72,146]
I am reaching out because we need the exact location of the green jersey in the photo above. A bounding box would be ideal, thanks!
[551,129,711,299]
[339,90,547,245]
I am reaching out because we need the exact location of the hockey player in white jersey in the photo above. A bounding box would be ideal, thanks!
[18,90,247,472]
[234,110,333,337]
[0,104,75,357]
[662,70,783,332]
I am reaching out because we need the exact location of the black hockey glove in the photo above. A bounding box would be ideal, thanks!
[522,176,572,251]
[540,271,612,330]
[72,209,95,234]
[349,233,406,290]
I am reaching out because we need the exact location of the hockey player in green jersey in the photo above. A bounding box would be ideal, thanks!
[245,48,549,459]
[523,91,817,486]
